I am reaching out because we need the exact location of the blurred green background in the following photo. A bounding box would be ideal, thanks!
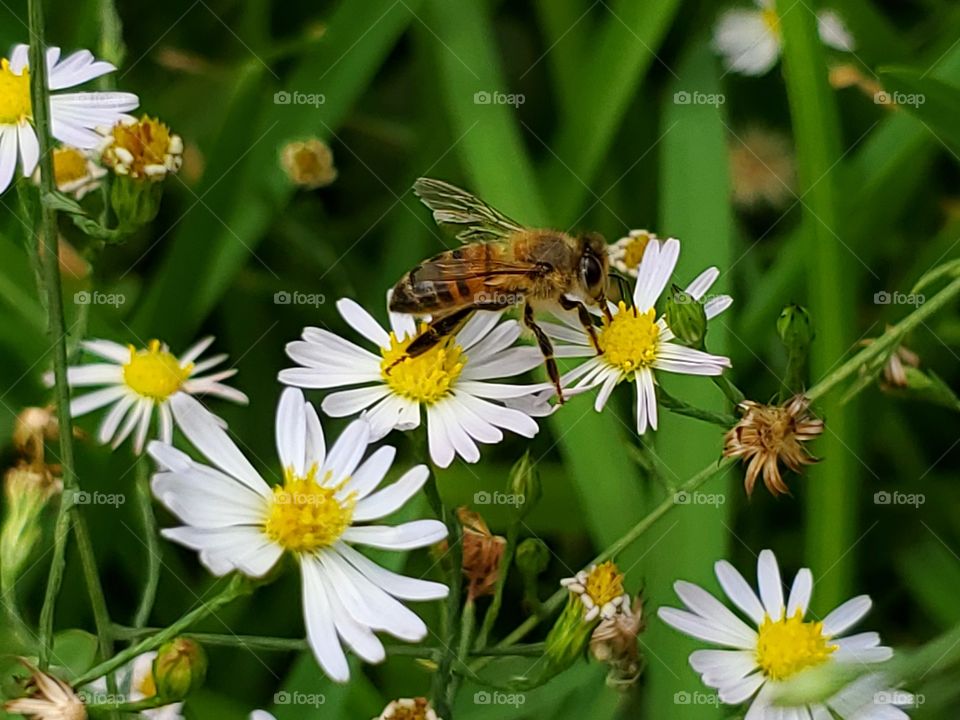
[2,0,960,717]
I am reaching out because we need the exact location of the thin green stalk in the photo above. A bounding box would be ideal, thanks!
[72,516,116,684]
[72,575,251,687]
[474,523,519,651]
[28,0,81,669]
[133,454,160,628]
[657,386,738,427]
[446,597,476,707]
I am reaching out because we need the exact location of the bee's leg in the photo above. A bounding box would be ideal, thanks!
[559,295,602,354]
[524,302,564,404]
[387,307,475,371]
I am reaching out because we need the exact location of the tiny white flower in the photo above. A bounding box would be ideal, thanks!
[84,652,183,720]
[51,337,248,454]
[560,562,630,623]
[0,44,139,194]
[32,145,107,199]
[545,238,733,434]
[149,388,449,682]
[658,549,913,719]
[712,0,854,77]
[279,297,548,468]
[608,229,661,278]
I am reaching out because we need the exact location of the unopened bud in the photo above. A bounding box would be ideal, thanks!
[777,304,813,354]
[515,538,549,579]
[507,452,539,519]
[665,284,707,348]
[153,638,206,700]
[2,463,61,590]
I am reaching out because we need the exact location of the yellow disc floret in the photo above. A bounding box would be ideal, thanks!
[0,59,31,125]
[622,232,652,271]
[598,303,660,375]
[52,147,91,187]
[756,610,837,681]
[102,115,183,180]
[264,466,355,553]
[122,340,192,400]
[380,326,465,404]
[583,561,626,609]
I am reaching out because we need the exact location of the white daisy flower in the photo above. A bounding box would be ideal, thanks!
[545,238,733,434]
[84,652,183,720]
[279,298,548,468]
[560,561,631,622]
[608,229,661,278]
[658,549,913,719]
[149,388,449,682]
[52,337,248,454]
[712,0,854,77]
[32,144,107,199]
[0,44,139,194]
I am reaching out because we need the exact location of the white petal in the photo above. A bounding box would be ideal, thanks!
[112,398,147,449]
[822,595,872,637]
[657,607,756,648]
[17,122,38,176]
[452,393,539,438]
[444,396,502,444]
[634,237,679,310]
[689,649,758,688]
[456,380,551,400]
[455,310,502,350]
[757,550,785,619]
[353,465,430,521]
[426,405,455,468]
[70,385,126,416]
[300,556,350,682]
[178,336,215,364]
[717,672,765,705]
[337,298,389,347]
[713,10,781,76]
[461,346,543,381]
[317,567,385,664]
[9,44,28,74]
[48,48,117,89]
[362,394,418,440]
[334,541,448,601]
[435,401,481,463]
[817,10,854,52]
[462,320,520,362]
[97,393,136,444]
[82,339,130,363]
[151,466,269,528]
[321,385,392,417]
[276,387,307,475]
[132,399,154,454]
[343,445,397,499]
[674,581,758,646]
[342,520,448,551]
[168,393,269,495]
[322,419,371,482]
[705,294,734,320]
[786,568,813,617]
[65,363,123,386]
[715,559,765,625]
[0,126,18,195]
[162,526,281,578]
[685,267,719,300]
[639,368,658,432]
[304,401,326,468]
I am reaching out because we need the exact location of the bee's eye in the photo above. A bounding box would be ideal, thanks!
[580,253,605,294]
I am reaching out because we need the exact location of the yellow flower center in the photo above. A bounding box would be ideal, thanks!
[762,8,781,36]
[756,610,837,681]
[0,59,31,125]
[598,303,660,375]
[583,561,626,608]
[622,233,652,270]
[53,147,91,186]
[264,466,355,553]
[122,340,192,400]
[104,116,175,178]
[380,325,465,404]
[137,668,157,699]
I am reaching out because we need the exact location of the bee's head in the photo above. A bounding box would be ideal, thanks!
[577,232,610,304]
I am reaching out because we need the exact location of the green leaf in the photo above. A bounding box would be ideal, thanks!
[879,67,960,157]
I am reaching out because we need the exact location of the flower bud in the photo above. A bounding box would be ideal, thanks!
[777,304,813,355]
[664,284,708,349]
[515,538,549,579]
[2,463,61,591]
[281,138,337,189]
[507,452,539,520]
[152,638,206,700]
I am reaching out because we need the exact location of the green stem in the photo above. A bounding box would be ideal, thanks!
[446,597,475,708]
[72,515,117,703]
[133,454,160,628]
[86,694,171,715]
[28,0,81,670]
[712,374,746,406]
[72,575,251,687]
[474,523,518,651]
[657,386,738,427]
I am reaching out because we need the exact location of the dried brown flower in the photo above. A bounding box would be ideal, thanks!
[458,507,506,601]
[4,663,86,720]
[723,395,824,497]
[728,127,796,210]
[590,596,645,687]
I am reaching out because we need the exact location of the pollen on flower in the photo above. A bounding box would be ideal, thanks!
[0,59,31,125]
[756,610,837,681]
[380,326,465,404]
[264,466,355,553]
[101,115,183,180]
[598,303,660,375]
[562,561,628,621]
[122,340,192,401]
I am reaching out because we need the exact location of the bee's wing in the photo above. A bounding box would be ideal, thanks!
[414,177,525,243]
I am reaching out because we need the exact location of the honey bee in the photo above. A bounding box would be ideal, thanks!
[389,177,612,402]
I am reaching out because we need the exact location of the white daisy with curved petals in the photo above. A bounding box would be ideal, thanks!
[52,336,248,454]
[0,44,139,194]
[149,389,449,682]
[545,238,732,435]
[279,297,548,468]
[712,0,854,77]
[658,549,913,719]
